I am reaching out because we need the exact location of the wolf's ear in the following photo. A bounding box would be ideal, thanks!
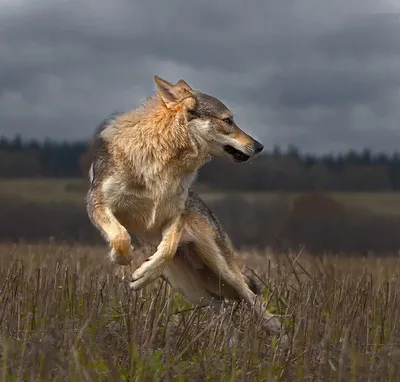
[154,75,196,110]
[175,79,196,109]
[176,79,192,92]
[154,76,178,108]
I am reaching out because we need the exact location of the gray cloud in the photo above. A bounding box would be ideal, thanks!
[0,0,399,153]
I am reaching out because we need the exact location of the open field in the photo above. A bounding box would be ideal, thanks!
[0,242,399,380]
[2,178,400,254]
[1,178,400,217]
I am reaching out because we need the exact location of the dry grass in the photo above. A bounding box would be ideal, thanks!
[0,243,399,381]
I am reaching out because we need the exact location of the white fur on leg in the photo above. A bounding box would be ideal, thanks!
[130,219,183,291]
[129,249,166,290]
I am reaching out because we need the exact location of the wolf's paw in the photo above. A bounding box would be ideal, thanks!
[129,253,165,291]
[108,246,135,265]
[109,232,134,265]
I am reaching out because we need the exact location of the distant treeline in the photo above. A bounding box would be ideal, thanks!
[2,134,400,191]
[0,135,87,178]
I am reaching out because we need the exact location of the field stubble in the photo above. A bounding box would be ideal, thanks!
[0,243,399,381]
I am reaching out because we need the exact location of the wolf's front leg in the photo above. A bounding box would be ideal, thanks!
[129,216,184,291]
[87,192,134,265]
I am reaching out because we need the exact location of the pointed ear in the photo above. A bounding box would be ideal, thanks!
[154,75,196,110]
[154,75,178,108]
[176,79,196,109]
[176,79,192,92]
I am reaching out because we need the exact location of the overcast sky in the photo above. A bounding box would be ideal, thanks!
[1,0,400,154]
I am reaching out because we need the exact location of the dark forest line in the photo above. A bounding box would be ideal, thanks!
[2,134,400,191]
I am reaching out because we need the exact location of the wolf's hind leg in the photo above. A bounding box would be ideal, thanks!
[163,247,241,347]
[183,218,285,340]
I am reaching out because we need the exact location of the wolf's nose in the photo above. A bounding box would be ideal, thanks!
[254,141,264,154]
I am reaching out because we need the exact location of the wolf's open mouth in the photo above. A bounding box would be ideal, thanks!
[223,145,250,162]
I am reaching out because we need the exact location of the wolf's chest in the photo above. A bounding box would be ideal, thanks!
[105,171,196,232]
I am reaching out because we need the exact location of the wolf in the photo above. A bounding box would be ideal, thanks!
[86,76,285,340]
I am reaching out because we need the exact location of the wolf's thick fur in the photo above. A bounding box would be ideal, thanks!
[86,76,285,338]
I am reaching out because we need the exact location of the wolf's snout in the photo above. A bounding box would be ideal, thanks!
[253,141,264,154]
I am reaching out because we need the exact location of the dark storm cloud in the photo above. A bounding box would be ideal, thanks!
[0,0,399,153]
[317,14,400,58]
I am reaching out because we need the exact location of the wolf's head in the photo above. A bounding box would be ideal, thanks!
[154,76,264,163]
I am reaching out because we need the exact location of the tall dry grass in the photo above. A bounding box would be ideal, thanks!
[0,243,399,381]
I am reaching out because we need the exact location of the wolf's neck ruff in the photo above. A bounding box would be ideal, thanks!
[101,96,209,180]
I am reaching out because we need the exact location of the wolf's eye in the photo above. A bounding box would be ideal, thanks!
[223,117,233,125]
